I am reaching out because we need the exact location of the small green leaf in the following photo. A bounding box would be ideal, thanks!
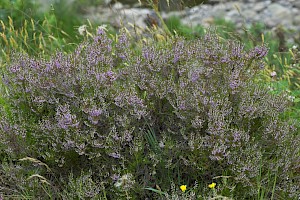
[293,98,300,103]
[144,187,167,196]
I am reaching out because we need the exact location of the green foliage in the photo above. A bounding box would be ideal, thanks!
[261,45,300,125]
[44,0,86,44]
[0,0,40,26]
[61,171,105,199]
[0,157,57,199]
[165,16,205,39]
[0,0,99,61]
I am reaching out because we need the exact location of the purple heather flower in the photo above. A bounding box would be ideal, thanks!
[118,32,128,45]
[232,130,242,143]
[142,51,149,60]
[95,73,105,82]
[250,45,268,59]
[87,108,103,125]
[123,130,133,142]
[128,95,143,107]
[173,56,180,64]
[56,105,79,129]
[178,102,186,110]
[111,174,121,182]
[229,79,240,90]
[221,56,230,63]
[190,71,199,82]
[97,26,105,35]
[10,64,21,73]
[232,43,244,57]
[119,54,126,59]
[89,109,102,117]
[105,70,114,77]
[105,70,117,82]
[63,140,75,150]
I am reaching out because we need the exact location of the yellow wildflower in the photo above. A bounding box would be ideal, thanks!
[180,185,187,192]
[208,182,216,189]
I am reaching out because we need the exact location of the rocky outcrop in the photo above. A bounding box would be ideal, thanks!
[173,1,300,30]
[108,0,209,11]
[84,0,300,41]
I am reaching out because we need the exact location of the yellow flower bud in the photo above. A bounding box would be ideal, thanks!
[180,185,187,192]
[209,182,216,189]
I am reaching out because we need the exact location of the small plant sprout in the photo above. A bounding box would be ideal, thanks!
[180,185,187,192]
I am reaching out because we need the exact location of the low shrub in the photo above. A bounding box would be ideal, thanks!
[1,27,299,199]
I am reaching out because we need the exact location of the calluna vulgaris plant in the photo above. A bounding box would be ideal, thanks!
[0,27,299,199]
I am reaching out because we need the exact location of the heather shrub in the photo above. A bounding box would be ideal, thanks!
[1,28,148,198]
[126,31,299,198]
[1,28,299,198]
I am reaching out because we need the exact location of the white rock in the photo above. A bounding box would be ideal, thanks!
[83,0,300,35]
[267,3,292,18]
[112,2,124,10]
[242,10,257,20]
[293,15,300,26]
[294,1,300,9]
[253,1,268,12]
[225,9,240,21]
[264,3,293,27]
